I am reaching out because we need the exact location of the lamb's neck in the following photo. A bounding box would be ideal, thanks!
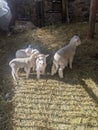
[64,43,76,50]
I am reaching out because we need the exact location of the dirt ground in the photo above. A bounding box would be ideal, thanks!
[0,23,98,130]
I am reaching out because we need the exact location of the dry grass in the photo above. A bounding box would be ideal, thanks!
[0,22,98,130]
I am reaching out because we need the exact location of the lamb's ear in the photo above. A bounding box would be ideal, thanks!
[34,54,39,59]
[45,54,49,58]
[25,48,29,54]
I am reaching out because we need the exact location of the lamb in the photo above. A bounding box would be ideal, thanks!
[9,53,37,80]
[15,46,40,71]
[15,45,33,58]
[51,35,81,78]
[31,49,40,56]
[36,54,49,79]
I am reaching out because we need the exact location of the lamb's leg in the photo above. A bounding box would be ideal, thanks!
[65,59,68,67]
[58,68,63,78]
[69,56,73,69]
[10,63,17,81]
[24,67,30,79]
[42,70,45,75]
[42,66,46,75]
[36,70,40,79]
[32,62,36,72]
[32,66,36,72]
[58,63,65,78]
[51,63,58,75]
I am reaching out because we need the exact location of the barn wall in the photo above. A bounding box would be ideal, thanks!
[15,0,90,26]
[15,0,36,24]
[68,0,90,22]
[44,0,90,24]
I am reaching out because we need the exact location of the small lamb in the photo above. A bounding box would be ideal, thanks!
[9,53,37,80]
[15,45,33,58]
[15,46,40,72]
[36,54,49,79]
[51,35,81,78]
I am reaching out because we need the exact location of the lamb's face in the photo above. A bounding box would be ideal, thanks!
[75,36,81,46]
[71,35,81,46]
[36,54,49,68]
[38,56,45,66]
[25,48,32,56]
[36,56,46,74]
[31,49,39,55]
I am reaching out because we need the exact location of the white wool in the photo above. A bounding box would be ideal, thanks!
[9,53,37,80]
[15,47,33,58]
[36,54,49,79]
[51,35,81,78]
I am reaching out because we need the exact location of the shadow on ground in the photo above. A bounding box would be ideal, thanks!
[0,23,98,130]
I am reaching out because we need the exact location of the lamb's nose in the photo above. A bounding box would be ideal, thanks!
[40,60,44,65]
[40,62,44,65]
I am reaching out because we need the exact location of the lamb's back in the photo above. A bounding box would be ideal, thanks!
[56,44,75,58]
[16,49,28,58]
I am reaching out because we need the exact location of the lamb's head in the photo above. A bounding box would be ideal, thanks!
[36,54,49,79]
[25,48,33,56]
[36,54,49,67]
[31,49,40,55]
[70,35,81,46]
[28,44,32,48]
[30,52,39,60]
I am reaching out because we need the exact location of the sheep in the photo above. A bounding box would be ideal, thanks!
[15,46,40,71]
[15,45,33,58]
[9,53,37,80]
[51,35,81,78]
[36,54,49,79]
[16,46,40,60]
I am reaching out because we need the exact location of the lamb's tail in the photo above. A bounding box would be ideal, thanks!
[9,61,11,67]
[9,60,13,67]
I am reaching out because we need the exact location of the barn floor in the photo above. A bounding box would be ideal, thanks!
[0,23,98,130]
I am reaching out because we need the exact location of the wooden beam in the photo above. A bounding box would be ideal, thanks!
[61,0,66,22]
[35,0,45,27]
[88,0,98,39]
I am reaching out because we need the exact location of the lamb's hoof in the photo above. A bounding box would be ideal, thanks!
[59,76,63,79]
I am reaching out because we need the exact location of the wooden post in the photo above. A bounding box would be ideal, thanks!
[88,0,98,39]
[65,0,69,24]
[35,0,45,27]
[61,0,66,23]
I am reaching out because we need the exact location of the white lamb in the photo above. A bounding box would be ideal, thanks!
[9,53,37,80]
[51,35,81,78]
[15,46,40,72]
[15,45,33,58]
[36,54,49,79]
